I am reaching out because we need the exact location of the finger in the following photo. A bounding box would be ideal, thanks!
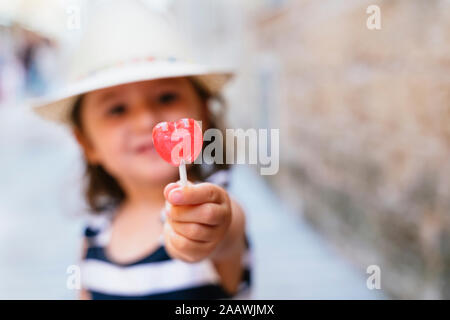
[170,221,217,242]
[164,223,214,262]
[167,203,226,226]
[164,182,181,199]
[167,182,224,206]
[163,181,194,200]
[164,222,196,262]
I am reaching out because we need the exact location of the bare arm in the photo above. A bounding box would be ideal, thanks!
[210,199,247,295]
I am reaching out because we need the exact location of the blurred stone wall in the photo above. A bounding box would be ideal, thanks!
[248,0,450,299]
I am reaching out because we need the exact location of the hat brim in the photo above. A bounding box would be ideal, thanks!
[32,60,233,126]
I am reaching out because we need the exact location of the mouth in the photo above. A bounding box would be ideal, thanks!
[135,141,155,154]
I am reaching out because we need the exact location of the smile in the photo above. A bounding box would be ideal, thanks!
[135,142,155,154]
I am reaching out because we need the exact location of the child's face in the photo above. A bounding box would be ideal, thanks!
[75,77,207,186]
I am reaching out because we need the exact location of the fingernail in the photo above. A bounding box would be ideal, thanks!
[169,189,183,204]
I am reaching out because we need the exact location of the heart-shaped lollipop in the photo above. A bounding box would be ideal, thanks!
[152,118,203,186]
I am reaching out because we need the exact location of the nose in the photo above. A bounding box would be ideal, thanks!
[130,101,157,134]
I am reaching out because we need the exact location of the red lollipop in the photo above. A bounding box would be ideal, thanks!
[152,118,203,186]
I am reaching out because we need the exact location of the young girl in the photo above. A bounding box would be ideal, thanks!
[33,1,251,299]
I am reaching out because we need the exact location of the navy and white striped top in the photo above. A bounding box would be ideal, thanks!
[80,169,252,300]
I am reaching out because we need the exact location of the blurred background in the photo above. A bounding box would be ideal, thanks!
[0,0,449,299]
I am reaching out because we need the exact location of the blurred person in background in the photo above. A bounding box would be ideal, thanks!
[0,23,56,106]
[33,0,251,300]
[17,29,56,96]
[0,25,26,105]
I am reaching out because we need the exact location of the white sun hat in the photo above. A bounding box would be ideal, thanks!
[32,0,233,126]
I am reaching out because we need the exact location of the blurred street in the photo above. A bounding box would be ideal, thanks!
[229,165,385,299]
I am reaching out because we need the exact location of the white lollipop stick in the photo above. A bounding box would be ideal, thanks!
[179,159,187,187]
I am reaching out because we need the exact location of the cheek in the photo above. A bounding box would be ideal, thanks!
[90,124,177,182]
[90,125,128,167]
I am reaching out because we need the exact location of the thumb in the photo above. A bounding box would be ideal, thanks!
[163,180,194,201]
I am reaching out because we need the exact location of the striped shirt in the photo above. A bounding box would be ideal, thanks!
[80,169,252,299]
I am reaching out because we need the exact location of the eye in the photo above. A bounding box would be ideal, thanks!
[107,103,127,116]
[158,91,179,105]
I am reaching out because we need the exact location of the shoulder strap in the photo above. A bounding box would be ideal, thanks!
[83,212,113,247]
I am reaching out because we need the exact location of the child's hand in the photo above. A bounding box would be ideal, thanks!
[162,181,232,263]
